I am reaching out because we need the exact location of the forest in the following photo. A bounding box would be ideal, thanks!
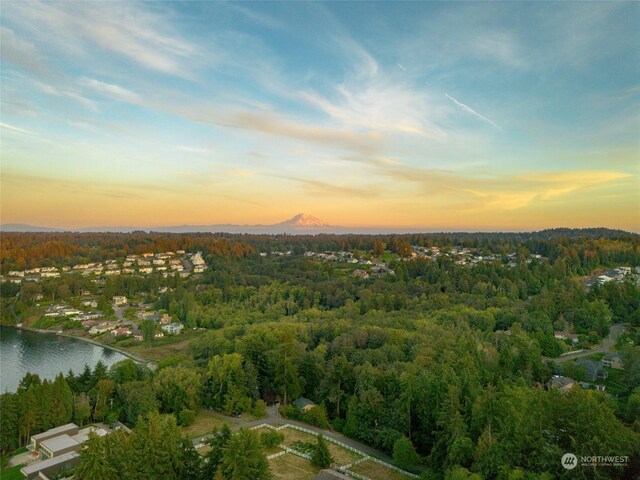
[1,229,639,479]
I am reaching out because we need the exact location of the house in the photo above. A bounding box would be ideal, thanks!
[21,451,80,480]
[161,322,184,335]
[82,300,98,308]
[89,322,117,335]
[597,275,613,285]
[112,328,132,336]
[29,424,78,453]
[193,265,206,273]
[602,352,624,370]
[293,397,316,412]
[112,296,127,306]
[547,375,576,392]
[352,269,370,280]
[554,331,579,344]
[575,359,608,381]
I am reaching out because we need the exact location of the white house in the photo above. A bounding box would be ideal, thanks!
[162,323,184,335]
[112,296,127,306]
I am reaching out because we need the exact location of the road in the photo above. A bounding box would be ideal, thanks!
[113,305,133,326]
[191,405,393,462]
[551,323,625,364]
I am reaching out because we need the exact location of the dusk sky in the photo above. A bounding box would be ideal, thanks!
[1,1,639,231]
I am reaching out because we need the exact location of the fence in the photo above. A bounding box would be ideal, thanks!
[250,423,419,479]
[266,451,286,460]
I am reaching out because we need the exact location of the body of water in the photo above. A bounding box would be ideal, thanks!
[0,327,129,392]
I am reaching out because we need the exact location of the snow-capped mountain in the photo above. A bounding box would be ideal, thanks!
[275,213,329,228]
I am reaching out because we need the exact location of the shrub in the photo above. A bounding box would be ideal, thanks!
[260,430,284,449]
[252,399,267,418]
[301,405,329,429]
[177,408,196,426]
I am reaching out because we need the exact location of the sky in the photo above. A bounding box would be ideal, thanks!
[1,1,639,231]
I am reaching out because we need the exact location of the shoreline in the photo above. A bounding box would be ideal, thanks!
[10,324,152,365]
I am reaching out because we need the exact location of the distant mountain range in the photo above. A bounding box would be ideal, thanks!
[1,213,339,234]
[1,217,636,237]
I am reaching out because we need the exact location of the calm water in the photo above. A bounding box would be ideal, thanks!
[0,327,129,393]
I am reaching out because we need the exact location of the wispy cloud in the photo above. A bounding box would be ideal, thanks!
[275,175,378,198]
[0,122,34,135]
[79,78,142,104]
[445,94,500,129]
[2,1,200,78]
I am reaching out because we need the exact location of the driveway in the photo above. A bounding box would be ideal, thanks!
[113,305,133,326]
[192,405,393,462]
[551,323,625,364]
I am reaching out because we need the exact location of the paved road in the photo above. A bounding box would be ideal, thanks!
[191,405,393,462]
[551,323,625,364]
[113,305,133,326]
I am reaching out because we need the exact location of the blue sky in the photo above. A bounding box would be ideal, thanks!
[1,1,638,230]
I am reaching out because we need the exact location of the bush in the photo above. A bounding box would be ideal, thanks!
[252,399,267,418]
[331,417,345,432]
[260,430,284,449]
[302,406,329,429]
[280,404,329,428]
[290,441,315,455]
[177,408,196,426]
[280,404,300,420]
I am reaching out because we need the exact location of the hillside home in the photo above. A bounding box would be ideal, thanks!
[162,322,184,335]
[575,359,608,381]
[602,352,624,370]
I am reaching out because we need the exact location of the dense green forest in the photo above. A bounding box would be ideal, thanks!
[1,230,639,479]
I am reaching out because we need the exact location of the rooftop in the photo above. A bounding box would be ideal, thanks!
[293,397,315,409]
[41,434,79,453]
[21,451,79,476]
[32,423,78,441]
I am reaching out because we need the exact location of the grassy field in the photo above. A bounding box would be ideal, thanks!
[280,428,318,446]
[349,460,414,480]
[598,367,628,394]
[269,453,320,480]
[180,409,229,439]
[326,442,362,467]
[278,428,361,467]
[115,331,197,361]
[0,465,25,480]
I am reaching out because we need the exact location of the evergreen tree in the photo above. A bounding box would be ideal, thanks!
[0,393,19,453]
[221,428,271,480]
[311,434,332,468]
[204,424,232,479]
[75,430,128,480]
[393,436,420,470]
[74,392,92,426]
[127,412,185,480]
